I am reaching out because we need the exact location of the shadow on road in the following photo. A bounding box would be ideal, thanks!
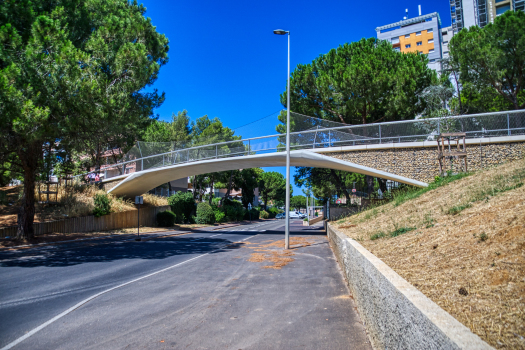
[0,236,244,268]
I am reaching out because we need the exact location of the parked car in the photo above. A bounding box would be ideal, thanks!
[289,212,300,219]
[275,213,284,219]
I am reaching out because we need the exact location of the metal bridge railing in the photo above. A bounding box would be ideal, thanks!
[79,109,525,182]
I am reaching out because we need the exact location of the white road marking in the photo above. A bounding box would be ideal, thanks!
[209,234,222,237]
[0,234,258,350]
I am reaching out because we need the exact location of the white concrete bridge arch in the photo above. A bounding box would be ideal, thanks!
[108,150,427,198]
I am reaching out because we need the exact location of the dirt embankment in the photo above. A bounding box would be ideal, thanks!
[334,158,525,349]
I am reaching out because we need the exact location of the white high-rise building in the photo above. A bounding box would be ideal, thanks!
[450,0,524,34]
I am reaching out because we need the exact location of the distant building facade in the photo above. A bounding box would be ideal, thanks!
[440,25,454,59]
[375,12,443,72]
[450,0,524,34]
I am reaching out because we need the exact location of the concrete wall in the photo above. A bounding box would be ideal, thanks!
[327,224,493,350]
[321,136,525,183]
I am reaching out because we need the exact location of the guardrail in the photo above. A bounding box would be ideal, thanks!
[79,109,525,182]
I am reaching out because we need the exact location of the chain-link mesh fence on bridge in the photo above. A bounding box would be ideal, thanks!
[87,110,525,181]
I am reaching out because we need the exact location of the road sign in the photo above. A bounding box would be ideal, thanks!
[135,196,143,241]
[352,189,356,193]
[248,203,252,210]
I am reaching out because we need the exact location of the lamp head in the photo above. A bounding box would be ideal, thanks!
[273,29,288,35]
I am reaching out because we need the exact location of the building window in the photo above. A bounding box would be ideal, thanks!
[405,44,411,48]
[417,41,422,46]
[430,59,436,63]
[427,28,433,33]
[496,4,510,15]
[394,47,400,52]
[495,0,505,2]
[443,41,448,44]
[442,31,448,36]
[405,34,411,38]
[428,49,435,53]
[391,37,399,44]
[416,31,421,36]
[428,39,434,43]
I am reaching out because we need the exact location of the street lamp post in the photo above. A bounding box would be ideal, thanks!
[273,29,290,249]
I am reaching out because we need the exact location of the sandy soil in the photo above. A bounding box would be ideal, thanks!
[333,159,525,349]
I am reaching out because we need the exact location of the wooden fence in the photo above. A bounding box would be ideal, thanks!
[0,205,170,238]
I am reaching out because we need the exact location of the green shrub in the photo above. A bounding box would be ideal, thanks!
[260,210,269,219]
[157,211,176,227]
[168,192,195,223]
[93,193,111,217]
[390,226,416,237]
[244,207,260,220]
[447,203,472,215]
[196,202,215,224]
[303,217,308,221]
[267,206,282,218]
[222,199,245,221]
[212,197,221,207]
[214,210,226,223]
[370,231,386,240]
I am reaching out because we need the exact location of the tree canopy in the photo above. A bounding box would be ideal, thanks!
[0,0,169,238]
[143,111,192,144]
[449,10,525,111]
[258,171,286,209]
[279,37,435,127]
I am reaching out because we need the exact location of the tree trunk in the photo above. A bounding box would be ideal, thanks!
[16,143,41,240]
[208,174,215,205]
[225,170,233,199]
[330,169,351,204]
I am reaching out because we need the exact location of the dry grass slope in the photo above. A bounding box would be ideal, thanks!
[0,184,168,227]
[334,158,525,349]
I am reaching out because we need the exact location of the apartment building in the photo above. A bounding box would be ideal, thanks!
[440,26,454,59]
[450,0,524,33]
[376,12,442,72]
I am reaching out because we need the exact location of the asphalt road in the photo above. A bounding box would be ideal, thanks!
[0,219,371,350]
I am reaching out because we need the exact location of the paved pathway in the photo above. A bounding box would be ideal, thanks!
[0,219,371,349]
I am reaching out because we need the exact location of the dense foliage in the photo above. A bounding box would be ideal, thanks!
[168,192,195,224]
[196,202,215,225]
[449,11,525,111]
[267,207,282,218]
[258,171,286,209]
[0,0,169,238]
[277,37,434,128]
[93,194,111,217]
[157,210,176,227]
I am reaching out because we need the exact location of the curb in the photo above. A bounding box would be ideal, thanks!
[0,224,250,251]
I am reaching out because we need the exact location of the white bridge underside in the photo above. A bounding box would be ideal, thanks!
[108,150,428,198]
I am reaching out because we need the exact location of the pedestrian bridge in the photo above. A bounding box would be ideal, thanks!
[93,110,524,197]
[108,150,428,198]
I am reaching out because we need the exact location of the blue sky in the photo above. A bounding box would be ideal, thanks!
[140,0,451,195]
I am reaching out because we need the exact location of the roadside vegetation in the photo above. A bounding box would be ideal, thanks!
[333,158,525,349]
[0,184,168,227]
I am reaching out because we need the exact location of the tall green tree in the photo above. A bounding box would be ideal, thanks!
[294,167,367,204]
[0,0,169,239]
[258,171,286,209]
[188,115,243,201]
[449,10,525,110]
[278,38,434,127]
[143,110,192,144]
